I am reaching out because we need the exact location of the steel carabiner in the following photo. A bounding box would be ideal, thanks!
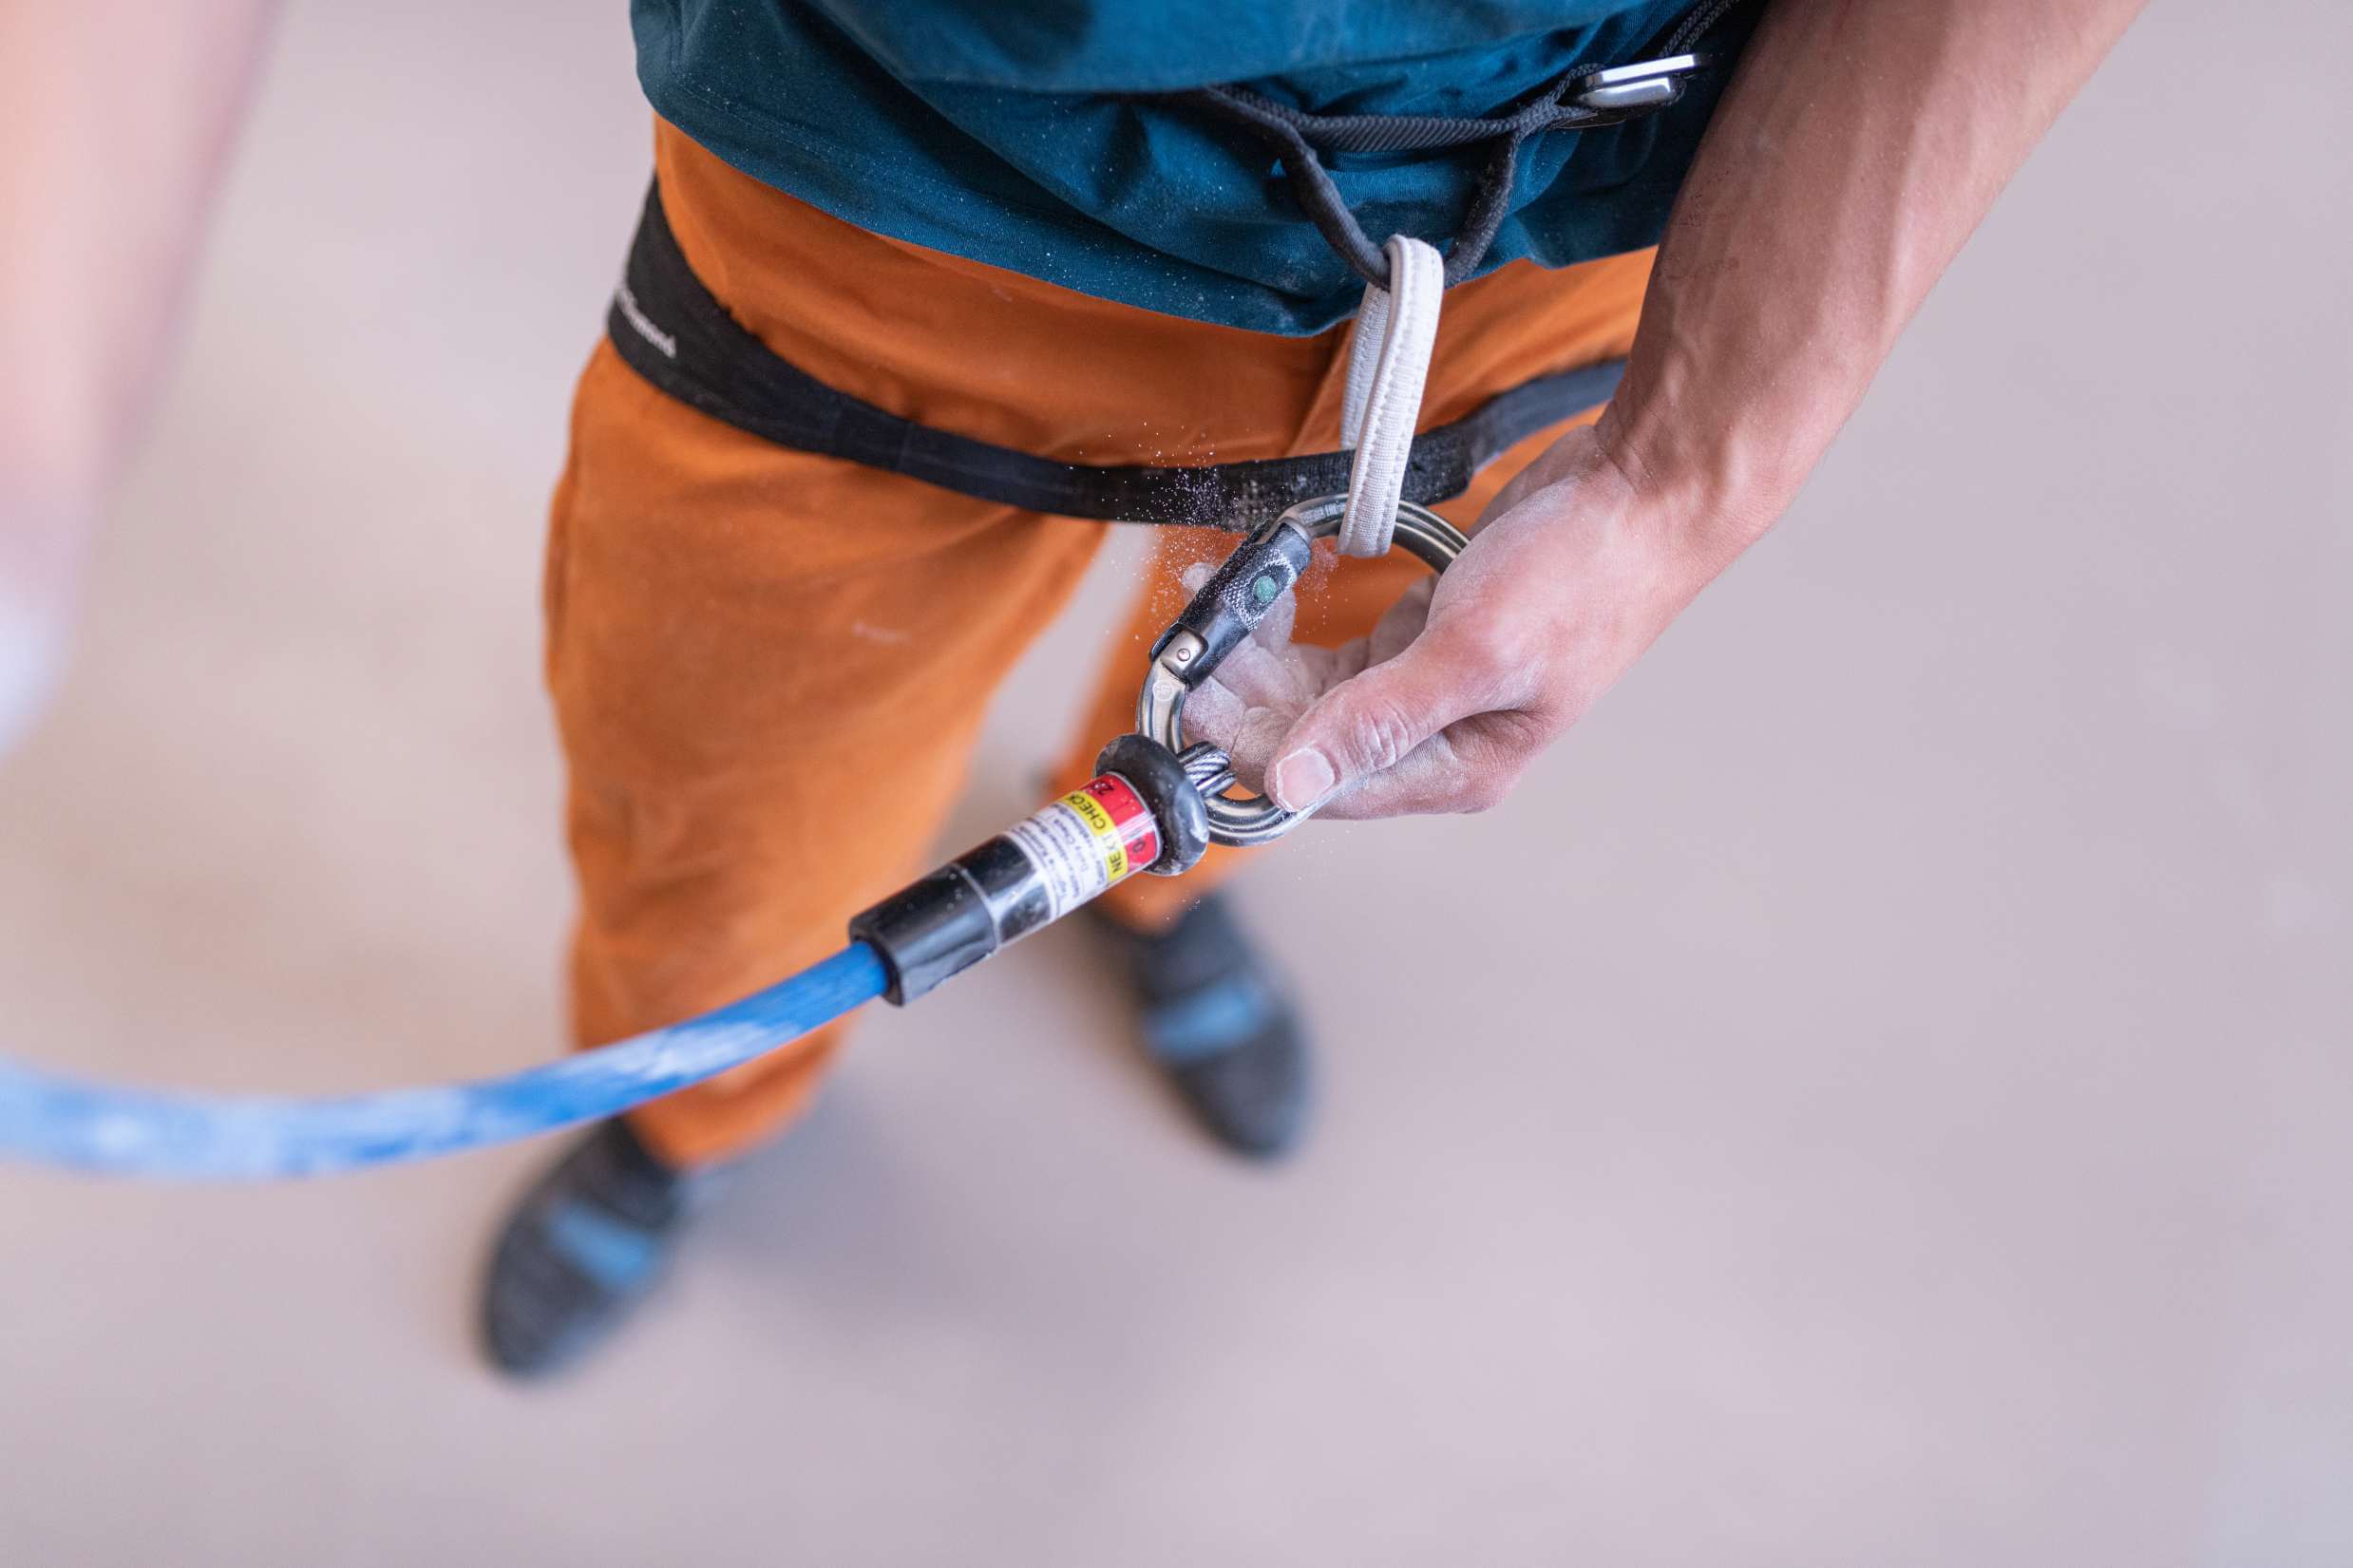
[1136,492,1469,848]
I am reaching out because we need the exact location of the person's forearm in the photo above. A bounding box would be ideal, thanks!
[1595,0,2144,555]
[0,2,276,742]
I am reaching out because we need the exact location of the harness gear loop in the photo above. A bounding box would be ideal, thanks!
[1137,492,1470,847]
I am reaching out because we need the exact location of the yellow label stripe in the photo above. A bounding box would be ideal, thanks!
[1061,791,1128,881]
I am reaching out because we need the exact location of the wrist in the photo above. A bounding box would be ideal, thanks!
[1593,376,1812,574]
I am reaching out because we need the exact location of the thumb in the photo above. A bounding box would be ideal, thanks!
[1266,637,1480,812]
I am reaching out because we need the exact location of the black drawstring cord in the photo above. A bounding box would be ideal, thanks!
[1176,72,1611,291]
[1163,0,1757,292]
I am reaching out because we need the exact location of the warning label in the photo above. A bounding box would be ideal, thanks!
[1002,774,1161,919]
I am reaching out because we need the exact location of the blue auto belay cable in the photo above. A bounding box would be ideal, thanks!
[0,728,1223,1181]
[0,945,890,1181]
[0,504,1404,1184]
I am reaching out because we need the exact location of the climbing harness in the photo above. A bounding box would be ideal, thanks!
[607,184,1624,532]
[599,21,1744,531]
[602,32,1730,530]
[0,496,1455,1180]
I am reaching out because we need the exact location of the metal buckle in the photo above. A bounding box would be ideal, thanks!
[1567,52,1708,117]
[1136,493,1469,848]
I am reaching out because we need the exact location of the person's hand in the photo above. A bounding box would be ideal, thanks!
[1180,424,1750,820]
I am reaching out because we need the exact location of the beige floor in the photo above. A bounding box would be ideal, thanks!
[3,5,2349,1564]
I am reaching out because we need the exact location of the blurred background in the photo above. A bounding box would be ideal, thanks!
[2,3,2348,1563]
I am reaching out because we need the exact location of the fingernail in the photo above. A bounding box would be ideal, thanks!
[1271,748,1337,812]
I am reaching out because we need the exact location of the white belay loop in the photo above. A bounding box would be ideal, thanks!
[1337,235,1446,558]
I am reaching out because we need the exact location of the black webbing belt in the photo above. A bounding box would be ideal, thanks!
[604,184,1624,533]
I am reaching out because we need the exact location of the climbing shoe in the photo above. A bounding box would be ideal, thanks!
[479,1116,722,1377]
[1088,893,1311,1160]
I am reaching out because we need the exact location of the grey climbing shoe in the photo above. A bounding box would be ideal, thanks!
[1089,893,1312,1160]
[479,1117,724,1377]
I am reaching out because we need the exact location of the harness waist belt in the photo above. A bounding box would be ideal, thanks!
[605,184,1623,532]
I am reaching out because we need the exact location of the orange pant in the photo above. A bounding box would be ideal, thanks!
[547,122,1651,1167]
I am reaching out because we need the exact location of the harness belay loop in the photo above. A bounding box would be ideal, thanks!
[1338,237,1446,557]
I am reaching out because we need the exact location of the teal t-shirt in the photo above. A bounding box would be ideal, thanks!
[631,1,1755,335]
